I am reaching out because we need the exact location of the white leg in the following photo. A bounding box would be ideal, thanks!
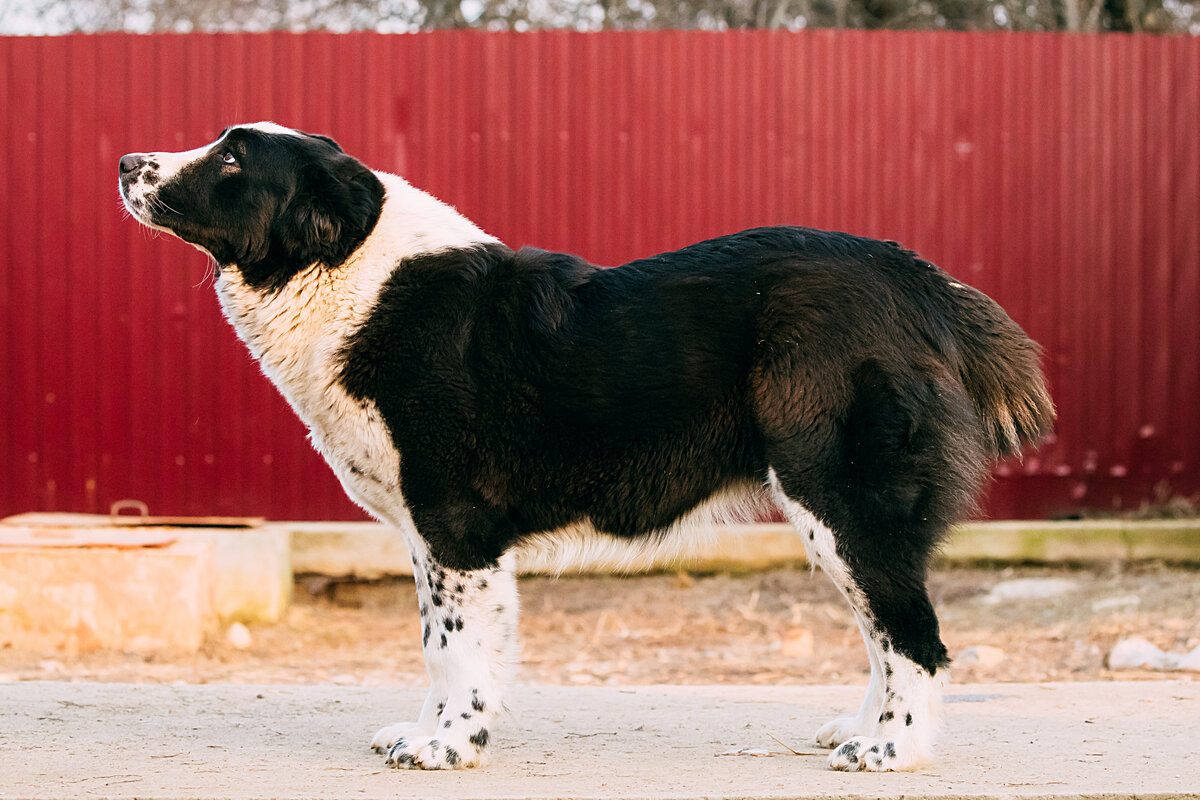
[815,612,886,748]
[369,553,450,752]
[827,655,945,771]
[375,553,519,770]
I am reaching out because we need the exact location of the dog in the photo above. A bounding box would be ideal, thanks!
[119,122,1053,772]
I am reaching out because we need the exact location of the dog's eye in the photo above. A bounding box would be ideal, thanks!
[222,151,237,165]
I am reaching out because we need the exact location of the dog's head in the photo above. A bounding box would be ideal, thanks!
[119,122,385,291]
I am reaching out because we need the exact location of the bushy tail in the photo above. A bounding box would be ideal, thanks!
[929,276,1056,459]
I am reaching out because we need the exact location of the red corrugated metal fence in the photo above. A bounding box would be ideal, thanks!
[2,32,1198,520]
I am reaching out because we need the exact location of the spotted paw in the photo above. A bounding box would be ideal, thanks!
[370,722,426,754]
[385,734,484,770]
[829,736,923,772]
[815,716,871,749]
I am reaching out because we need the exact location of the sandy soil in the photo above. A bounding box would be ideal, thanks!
[2,565,1197,686]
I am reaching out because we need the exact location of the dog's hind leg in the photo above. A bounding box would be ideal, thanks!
[769,468,947,771]
[813,608,887,749]
[760,361,986,771]
[372,549,519,770]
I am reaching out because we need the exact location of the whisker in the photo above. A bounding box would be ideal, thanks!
[156,197,183,215]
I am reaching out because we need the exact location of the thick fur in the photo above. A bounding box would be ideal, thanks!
[119,123,1053,772]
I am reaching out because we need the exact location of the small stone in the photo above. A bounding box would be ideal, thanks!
[982,578,1079,604]
[1179,646,1200,673]
[1091,594,1141,612]
[781,627,814,658]
[957,645,1006,669]
[1107,637,1174,670]
[225,622,253,650]
[719,747,771,757]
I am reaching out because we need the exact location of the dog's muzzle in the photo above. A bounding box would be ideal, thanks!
[118,152,158,217]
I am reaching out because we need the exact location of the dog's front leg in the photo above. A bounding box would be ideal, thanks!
[374,551,519,770]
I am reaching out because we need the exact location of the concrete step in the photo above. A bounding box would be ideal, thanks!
[1,514,292,628]
[288,519,1200,579]
[2,681,1197,799]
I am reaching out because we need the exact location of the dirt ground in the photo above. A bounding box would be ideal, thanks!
[2,565,1198,686]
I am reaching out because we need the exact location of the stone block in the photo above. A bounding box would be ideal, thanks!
[0,533,216,654]
[3,514,292,623]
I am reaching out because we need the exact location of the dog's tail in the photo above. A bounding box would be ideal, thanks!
[922,267,1055,460]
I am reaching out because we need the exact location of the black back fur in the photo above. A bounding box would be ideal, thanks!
[338,226,1053,611]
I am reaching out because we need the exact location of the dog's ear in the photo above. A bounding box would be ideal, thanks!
[295,131,345,153]
[277,143,385,270]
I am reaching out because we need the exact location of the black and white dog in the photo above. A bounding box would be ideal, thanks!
[119,123,1052,772]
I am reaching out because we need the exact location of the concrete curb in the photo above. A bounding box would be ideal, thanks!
[289,519,1200,579]
[2,680,1197,799]
[1,515,292,623]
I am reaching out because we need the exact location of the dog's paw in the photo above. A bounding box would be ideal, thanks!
[828,736,924,772]
[385,734,484,770]
[815,716,871,749]
[370,722,425,754]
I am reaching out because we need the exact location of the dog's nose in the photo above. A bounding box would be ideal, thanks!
[119,153,146,175]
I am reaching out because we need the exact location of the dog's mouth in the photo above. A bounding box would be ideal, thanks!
[120,178,184,241]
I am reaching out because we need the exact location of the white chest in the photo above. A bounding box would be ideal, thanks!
[208,171,498,528]
[215,267,407,526]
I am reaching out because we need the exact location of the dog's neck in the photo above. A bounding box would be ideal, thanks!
[213,172,498,427]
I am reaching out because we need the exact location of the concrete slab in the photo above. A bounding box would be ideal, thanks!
[1,681,1197,799]
[287,519,1200,580]
[0,541,215,653]
[1,516,292,624]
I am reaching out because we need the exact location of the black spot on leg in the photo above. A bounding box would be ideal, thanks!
[423,624,430,646]
[469,728,489,748]
[885,662,893,678]
[420,604,428,617]
[455,583,464,594]
[478,579,488,590]
[444,617,454,632]
[471,690,485,712]
[440,633,447,648]
[885,742,897,759]
[455,617,463,631]
[444,719,453,729]
[444,747,460,766]
[879,711,894,723]
[905,713,913,726]
[432,594,443,606]
[436,702,445,715]
[460,712,471,720]
[809,531,814,540]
